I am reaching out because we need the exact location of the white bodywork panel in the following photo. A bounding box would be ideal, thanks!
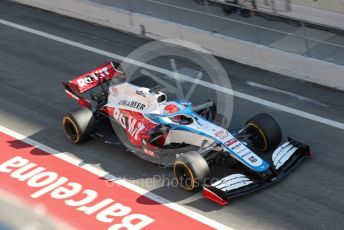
[164,130,214,147]
[107,82,167,113]
[189,118,264,168]
[107,82,267,171]
[272,142,298,170]
[211,174,254,192]
[164,115,267,170]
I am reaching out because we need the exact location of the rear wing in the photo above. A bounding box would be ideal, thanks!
[65,61,121,94]
[63,61,122,109]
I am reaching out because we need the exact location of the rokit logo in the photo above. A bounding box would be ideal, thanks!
[77,67,110,88]
[113,108,146,140]
[225,138,238,146]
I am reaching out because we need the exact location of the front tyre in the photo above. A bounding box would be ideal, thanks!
[246,113,282,152]
[62,108,95,144]
[174,151,210,191]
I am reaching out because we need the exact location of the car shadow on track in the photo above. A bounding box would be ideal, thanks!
[20,128,228,211]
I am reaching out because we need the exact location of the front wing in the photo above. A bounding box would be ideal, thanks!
[203,138,311,205]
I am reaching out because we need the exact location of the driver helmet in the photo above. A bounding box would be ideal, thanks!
[164,104,180,114]
[164,104,181,122]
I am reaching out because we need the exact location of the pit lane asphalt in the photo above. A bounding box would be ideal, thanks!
[0,1,344,230]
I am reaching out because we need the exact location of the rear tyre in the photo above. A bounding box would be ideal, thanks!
[62,108,95,144]
[174,151,210,191]
[246,113,282,152]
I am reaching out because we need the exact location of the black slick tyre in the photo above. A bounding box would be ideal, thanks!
[62,108,95,144]
[246,113,282,152]
[174,151,210,191]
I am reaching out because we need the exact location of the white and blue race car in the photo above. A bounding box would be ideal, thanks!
[62,62,311,205]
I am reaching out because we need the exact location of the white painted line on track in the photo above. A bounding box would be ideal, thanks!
[246,81,329,107]
[0,18,343,131]
[0,125,233,230]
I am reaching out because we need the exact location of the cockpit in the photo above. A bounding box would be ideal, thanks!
[169,114,194,125]
[145,100,196,126]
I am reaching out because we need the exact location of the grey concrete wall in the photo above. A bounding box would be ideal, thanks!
[292,0,344,13]
[13,0,344,91]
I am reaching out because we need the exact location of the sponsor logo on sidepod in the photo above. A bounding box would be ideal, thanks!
[113,108,146,140]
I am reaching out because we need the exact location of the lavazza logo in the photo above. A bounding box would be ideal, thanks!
[110,39,233,129]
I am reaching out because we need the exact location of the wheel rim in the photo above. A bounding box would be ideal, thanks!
[63,118,79,142]
[174,162,195,191]
[247,123,268,152]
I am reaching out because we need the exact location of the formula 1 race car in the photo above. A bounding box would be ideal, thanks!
[62,62,311,205]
